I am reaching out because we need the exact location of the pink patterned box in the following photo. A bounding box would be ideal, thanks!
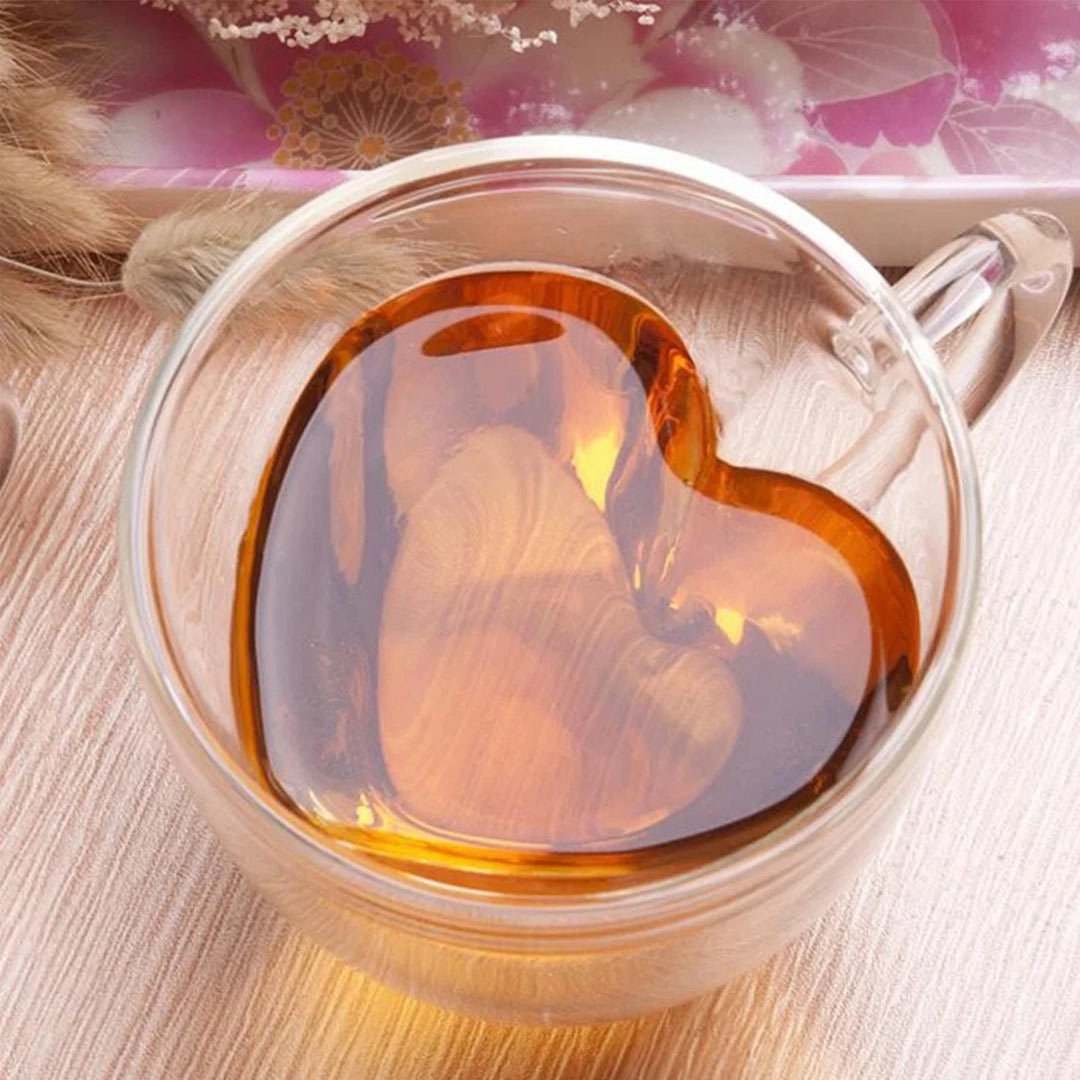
[89,1,1080,263]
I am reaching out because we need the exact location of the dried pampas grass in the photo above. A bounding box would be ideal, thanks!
[122,197,463,328]
[0,0,118,368]
[0,144,117,254]
[1,0,465,365]
[0,1,101,91]
[0,2,55,88]
[0,266,78,365]
[0,84,106,161]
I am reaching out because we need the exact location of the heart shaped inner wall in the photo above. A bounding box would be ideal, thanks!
[231,265,919,889]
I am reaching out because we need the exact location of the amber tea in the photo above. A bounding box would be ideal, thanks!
[232,266,919,889]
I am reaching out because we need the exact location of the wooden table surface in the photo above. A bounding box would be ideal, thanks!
[2,290,1079,1080]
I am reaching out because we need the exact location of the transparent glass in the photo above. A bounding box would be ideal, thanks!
[119,137,1070,1024]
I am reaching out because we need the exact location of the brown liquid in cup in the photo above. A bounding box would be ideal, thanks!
[231,266,919,890]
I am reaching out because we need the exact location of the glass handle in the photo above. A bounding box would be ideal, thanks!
[0,385,19,498]
[821,210,1072,507]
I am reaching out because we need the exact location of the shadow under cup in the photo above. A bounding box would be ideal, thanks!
[121,138,978,1023]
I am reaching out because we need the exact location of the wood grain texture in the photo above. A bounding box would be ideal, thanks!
[2,289,1079,1079]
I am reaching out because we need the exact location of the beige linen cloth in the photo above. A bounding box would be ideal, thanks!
[1,294,1078,1079]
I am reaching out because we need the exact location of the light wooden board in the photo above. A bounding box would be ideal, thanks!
[1,291,1079,1079]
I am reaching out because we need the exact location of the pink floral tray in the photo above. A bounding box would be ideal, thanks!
[89,1,1080,264]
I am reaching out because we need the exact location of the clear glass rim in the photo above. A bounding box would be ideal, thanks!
[119,135,981,939]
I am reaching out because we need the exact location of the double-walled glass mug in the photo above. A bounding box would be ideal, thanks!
[119,137,1071,1024]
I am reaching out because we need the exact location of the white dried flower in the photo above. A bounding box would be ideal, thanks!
[142,0,660,49]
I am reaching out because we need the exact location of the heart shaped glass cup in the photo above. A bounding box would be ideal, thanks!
[120,137,1071,1024]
